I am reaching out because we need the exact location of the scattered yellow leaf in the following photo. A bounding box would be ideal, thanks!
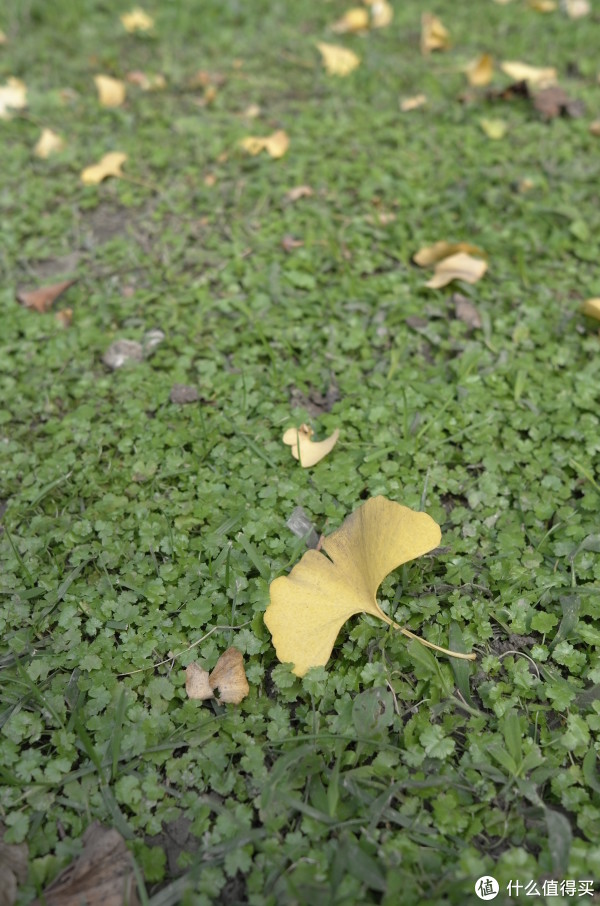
[284,184,314,203]
[479,117,507,139]
[243,102,261,118]
[528,0,557,11]
[0,30,7,44]
[265,496,474,677]
[94,74,126,107]
[55,308,73,328]
[120,7,154,31]
[465,53,494,87]
[370,1,393,28]
[581,299,600,320]
[500,61,557,87]
[565,0,590,17]
[0,77,26,119]
[186,647,249,703]
[34,128,65,158]
[413,240,486,267]
[421,13,450,54]
[331,7,369,33]
[400,93,427,111]
[589,120,600,137]
[81,151,127,185]
[240,129,289,159]
[283,424,339,467]
[425,252,488,288]
[317,42,361,76]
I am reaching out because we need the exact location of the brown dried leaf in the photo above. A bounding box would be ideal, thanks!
[453,293,482,329]
[16,279,76,313]
[185,662,213,699]
[208,647,249,704]
[282,234,304,252]
[284,184,314,204]
[32,823,139,906]
[533,85,585,119]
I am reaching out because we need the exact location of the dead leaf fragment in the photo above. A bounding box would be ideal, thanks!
[120,8,154,31]
[32,823,139,906]
[425,252,488,288]
[94,74,126,107]
[55,308,73,328]
[102,339,143,369]
[81,151,127,185]
[453,293,482,329]
[0,825,28,906]
[240,129,289,158]
[126,71,166,91]
[421,13,450,54]
[0,77,26,118]
[479,117,507,139]
[582,299,600,321]
[208,647,249,703]
[565,0,590,17]
[283,424,339,467]
[185,662,213,699]
[589,120,600,137]
[370,1,393,28]
[317,42,361,76]
[465,53,494,87]
[16,279,76,313]
[34,128,65,158]
[282,234,304,252]
[400,93,427,111]
[413,240,486,267]
[284,184,314,203]
[331,7,369,33]
[501,61,557,87]
[0,30,7,44]
[533,85,585,119]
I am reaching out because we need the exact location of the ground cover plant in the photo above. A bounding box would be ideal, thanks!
[1,1,600,903]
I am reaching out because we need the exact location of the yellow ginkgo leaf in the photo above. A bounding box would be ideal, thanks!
[94,74,126,107]
[317,42,361,76]
[120,7,154,31]
[500,61,557,87]
[413,240,486,267]
[0,77,26,119]
[581,299,600,321]
[81,151,127,185]
[331,7,369,33]
[479,117,507,140]
[370,1,393,28]
[425,252,488,289]
[34,128,65,158]
[421,13,450,55]
[528,0,557,11]
[240,129,289,159]
[465,53,494,87]
[265,496,475,677]
[400,93,427,112]
[283,424,339,467]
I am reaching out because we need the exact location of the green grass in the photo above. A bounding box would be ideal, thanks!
[1,1,600,904]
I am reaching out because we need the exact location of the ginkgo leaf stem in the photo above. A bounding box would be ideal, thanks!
[380,613,476,660]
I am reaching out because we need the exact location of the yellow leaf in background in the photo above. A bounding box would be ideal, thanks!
[94,74,126,107]
[465,53,494,87]
[425,252,488,288]
[265,496,474,677]
[240,129,289,158]
[186,647,249,703]
[120,7,154,31]
[581,299,600,320]
[528,0,557,11]
[589,120,600,136]
[0,29,7,44]
[283,424,339,467]
[0,77,26,119]
[370,1,393,28]
[565,0,590,17]
[34,128,65,158]
[500,61,557,87]
[479,117,507,139]
[421,13,450,54]
[400,93,427,111]
[331,7,369,33]
[413,240,486,267]
[81,151,127,185]
[317,42,361,76]
[243,103,261,118]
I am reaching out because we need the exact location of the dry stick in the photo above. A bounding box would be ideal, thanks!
[118,621,252,677]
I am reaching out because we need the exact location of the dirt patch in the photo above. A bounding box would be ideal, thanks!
[20,252,80,282]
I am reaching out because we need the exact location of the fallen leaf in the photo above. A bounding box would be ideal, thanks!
[532,85,585,119]
[282,234,304,252]
[421,13,450,54]
[0,825,28,906]
[265,496,474,677]
[55,308,73,328]
[242,102,261,118]
[400,93,427,111]
[94,74,126,107]
[370,1,393,28]
[465,53,494,87]
[0,30,7,45]
[479,117,507,139]
[34,128,65,158]
[0,77,26,118]
[32,823,139,906]
[81,151,127,185]
[500,61,557,87]
[102,339,143,369]
[331,7,369,33]
[126,71,166,91]
[240,129,289,158]
[120,7,154,31]
[170,384,199,404]
[16,279,76,313]
[284,184,314,203]
[425,252,488,288]
[565,0,590,17]
[413,240,486,267]
[589,120,600,136]
[204,172,217,186]
[528,0,556,10]
[453,293,482,329]
[186,647,249,704]
[317,42,361,76]
[283,424,339,467]
[581,299,600,320]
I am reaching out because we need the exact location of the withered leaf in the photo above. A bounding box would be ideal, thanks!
[16,279,76,313]
[533,85,585,119]
[453,293,482,329]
